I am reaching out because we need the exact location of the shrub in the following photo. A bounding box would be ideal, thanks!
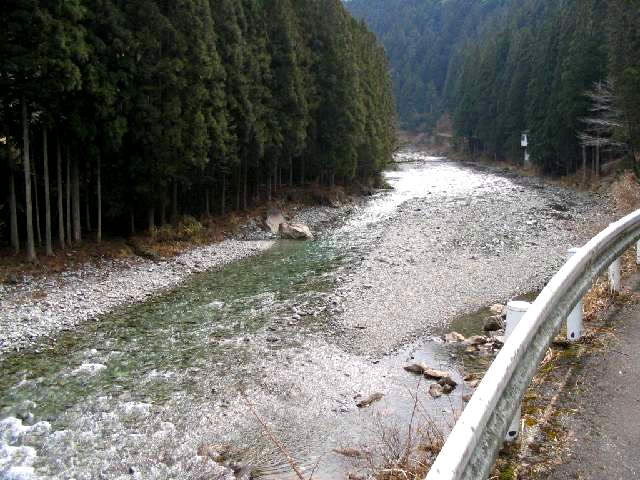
[181,216,205,240]
[153,216,206,243]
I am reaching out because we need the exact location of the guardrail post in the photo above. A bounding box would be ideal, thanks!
[608,257,622,293]
[566,248,583,342]
[504,300,531,442]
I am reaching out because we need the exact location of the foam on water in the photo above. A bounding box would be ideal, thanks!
[72,362,107,376]
[0,416,50,480]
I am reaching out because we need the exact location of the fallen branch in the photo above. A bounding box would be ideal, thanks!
[242,393,307,480]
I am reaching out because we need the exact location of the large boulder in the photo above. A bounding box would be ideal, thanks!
[279,222,313,240]
[263,208,286,233]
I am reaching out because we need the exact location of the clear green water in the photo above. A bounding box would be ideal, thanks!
[0,239,352,423]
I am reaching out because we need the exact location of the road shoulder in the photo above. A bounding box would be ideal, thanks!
[498,284,640,479]
[540,300,640,479]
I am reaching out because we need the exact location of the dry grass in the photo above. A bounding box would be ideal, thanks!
[583,277,617,323]
[243,379,457,480]
[338,383,462,480]
[612,170,640,215]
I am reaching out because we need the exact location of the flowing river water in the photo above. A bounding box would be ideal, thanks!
[0,152,606,479]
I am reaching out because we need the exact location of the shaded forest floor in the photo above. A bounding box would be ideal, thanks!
[0,210,249,284]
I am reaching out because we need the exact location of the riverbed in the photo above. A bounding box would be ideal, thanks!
[0,151,613,479]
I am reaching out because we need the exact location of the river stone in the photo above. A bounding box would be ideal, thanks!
[264,209,286,233]
[429,383,443,398]
[356,392,384,408]
[441,384,454,394]
[483,315,504,331]
[279,222,313,240]
[229,462,253,480]
[438,376,458,388]
[444,331,466,343]
[423,368,450,380]
[404,362,428,374]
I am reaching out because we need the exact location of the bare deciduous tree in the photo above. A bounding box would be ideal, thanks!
[578,80,629,178]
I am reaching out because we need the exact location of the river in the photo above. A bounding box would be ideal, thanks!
[0,151,609,479]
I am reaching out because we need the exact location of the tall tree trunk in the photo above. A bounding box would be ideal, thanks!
[581,145,587,184]
[274,166,278,194]
[160,199,167,226]
[595,143,601,178]
[289,156,293,186]
[130,207,135,235]
[221,175,226,215]
[42,127,53,256]
[273,165,278,194]
[235,167,240,211]
[22,99,36,262]
[267,168,272,202]
[85,190,92,233]
[56,137,65,249]
[72,155,81,242]
[242,159,248,210]
[205,190,210,217]
[171,181,178,225]
[66,150,71,242]
[300,156,305,185]
[148,207,155,236]
[96,154,102,243]
[254,169,260,204]
[9,168,19,254]
[33,148,42,248]
[85,162,92,233]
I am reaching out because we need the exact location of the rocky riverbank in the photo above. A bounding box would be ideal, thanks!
[327,156,614,356]
[0,240,273,357]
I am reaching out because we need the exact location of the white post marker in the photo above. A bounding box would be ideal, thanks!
[637,240,640,265]
[566,248,583,342]
[606,224,622,293]
[608,257,622,293]
[504,300,531,442]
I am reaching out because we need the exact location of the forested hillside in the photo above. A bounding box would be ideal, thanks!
[347,0,640,175]
[1,0,395,262]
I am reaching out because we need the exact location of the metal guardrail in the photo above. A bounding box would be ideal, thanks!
[426,209,640,480]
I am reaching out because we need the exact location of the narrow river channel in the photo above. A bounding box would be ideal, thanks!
[0,152,606,479]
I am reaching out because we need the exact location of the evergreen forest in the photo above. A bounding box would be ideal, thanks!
[0,0,396,261]
[346,0,640,175]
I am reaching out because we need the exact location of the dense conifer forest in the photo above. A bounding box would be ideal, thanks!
[347,0,640,175]
[0,0,396,261]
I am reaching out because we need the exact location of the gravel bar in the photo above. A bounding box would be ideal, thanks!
[0,240,274,357]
